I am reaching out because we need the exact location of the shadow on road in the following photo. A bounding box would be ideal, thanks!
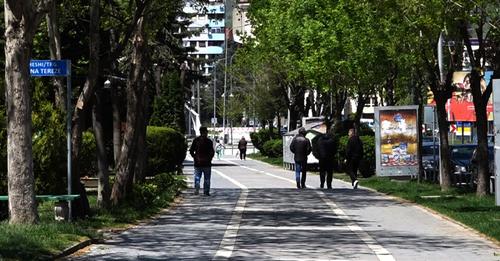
[69,188,497,260]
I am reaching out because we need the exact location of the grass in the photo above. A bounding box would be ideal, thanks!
[248,152,283,167]
[0,176,185,260]
[332,172,500,242]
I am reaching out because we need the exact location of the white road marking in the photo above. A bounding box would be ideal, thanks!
[218,159,394,260]
[237,225,351,231]
[223,159,318,188]
[317,190,395,261]
[212,169,248,260]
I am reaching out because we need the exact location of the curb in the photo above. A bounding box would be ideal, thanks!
[53,238,95,260]
[53,193,186,259]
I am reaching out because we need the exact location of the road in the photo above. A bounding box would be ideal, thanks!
[68,155,500,260]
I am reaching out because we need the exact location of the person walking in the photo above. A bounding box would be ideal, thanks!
[314,132,336,189]
[345,128,363,189]
[238,136,248,160]
[216,139,225,160]
[189,126,215,196]
[290,127,312,189]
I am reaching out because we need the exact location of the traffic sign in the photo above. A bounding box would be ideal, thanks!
[30,60,69,77]
[450,123,456,133]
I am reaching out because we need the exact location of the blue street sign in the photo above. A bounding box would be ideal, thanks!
[30,60,69,77]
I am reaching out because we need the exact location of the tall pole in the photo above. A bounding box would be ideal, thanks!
[66,60,72,221]
[223,29,229,142]
[197,79,200,115]
[213,63,217,129]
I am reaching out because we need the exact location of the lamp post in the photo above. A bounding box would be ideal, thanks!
[213,58,225,131]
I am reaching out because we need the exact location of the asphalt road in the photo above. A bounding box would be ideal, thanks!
[68,155,500,260]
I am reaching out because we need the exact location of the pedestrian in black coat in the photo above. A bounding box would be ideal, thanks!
[314,133,336,189]
[345,128,363,189]
[290,127,312,189]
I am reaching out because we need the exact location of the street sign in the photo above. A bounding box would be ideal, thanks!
[30,60,69,77]
[450,123,456,133]
[211,117,218,124]
[29,59,73,219]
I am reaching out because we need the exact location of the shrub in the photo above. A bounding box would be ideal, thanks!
[32,102,68,194]
[132,172,186,208]
[79,132,98,177]
[262,139,283,157]
[250,128,280,152]
[147,126,187,176]
[337,135,375,177]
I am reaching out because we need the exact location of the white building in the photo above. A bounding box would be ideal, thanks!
[182,0,227,75]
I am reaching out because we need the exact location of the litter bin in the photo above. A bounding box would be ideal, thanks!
[54,201,69,221]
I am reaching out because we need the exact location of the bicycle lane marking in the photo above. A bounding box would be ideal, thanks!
[223,159,396,261]
[211,168,248,260]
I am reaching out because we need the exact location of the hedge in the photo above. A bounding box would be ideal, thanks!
[250,128,280,152]
[146,126,187,175]
[262,139,283,157]
[337,135,375,177]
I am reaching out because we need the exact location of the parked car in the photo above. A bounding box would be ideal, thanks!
[421,143,493,185]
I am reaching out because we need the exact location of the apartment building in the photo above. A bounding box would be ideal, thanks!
[182,0,228,75]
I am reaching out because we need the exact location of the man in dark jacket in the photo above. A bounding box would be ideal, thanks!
[346,128,363,189]
[189,126,215,196]
[315,133,336,189]
[290,127,312,189]
[238,136,248,160]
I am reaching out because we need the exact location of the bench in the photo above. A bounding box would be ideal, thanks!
[0,194,80,221]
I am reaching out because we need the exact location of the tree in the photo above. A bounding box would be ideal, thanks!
[150,72,186,132]
[453,1,499,195]
[4,0,52,224]
[111,0,151,205]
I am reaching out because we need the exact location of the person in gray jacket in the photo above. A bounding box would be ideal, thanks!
[290,127,312,189]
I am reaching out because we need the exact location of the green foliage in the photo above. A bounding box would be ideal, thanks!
[0,171,186,259]
[132,172,186,208]
[337,135,375,177]
[32,102,67,194]
[250,128,280,152]
[262,139,283,157]
[146,126,187,175]
[149,72,186,133]
[80,132,98,177]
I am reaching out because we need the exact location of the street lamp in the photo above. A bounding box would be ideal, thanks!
[213,58,225,130]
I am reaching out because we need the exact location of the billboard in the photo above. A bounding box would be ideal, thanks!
[428,71,494,122]
[375,106,419,177]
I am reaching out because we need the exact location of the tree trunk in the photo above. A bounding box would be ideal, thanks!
[46,0,65,111]
[134,89,149,183]
[111,16,148,205]
[470,69,489,196]
[108,29,122,165]
[92,91,111,208]
[4,0,49,224]
[435,93,452,191]
[69,0,101,218]
[353,92,367,132]
[333,90,347,127]
[111,83,122,164]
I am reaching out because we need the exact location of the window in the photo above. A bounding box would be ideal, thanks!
[190,41,196,47]
[208,41,224,46]
[199,41,206,47]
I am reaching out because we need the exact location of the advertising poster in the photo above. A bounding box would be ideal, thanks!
[375,106,419,177]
